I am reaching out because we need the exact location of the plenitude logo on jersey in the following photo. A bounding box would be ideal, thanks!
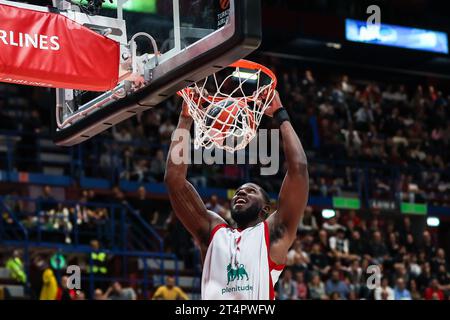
[0,30,60,51]
[221,263,254,295]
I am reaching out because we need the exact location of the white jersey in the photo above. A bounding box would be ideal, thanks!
[201,221,285,300]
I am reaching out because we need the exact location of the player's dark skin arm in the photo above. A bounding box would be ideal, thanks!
[164,102,226,258]
[266,92,309,265]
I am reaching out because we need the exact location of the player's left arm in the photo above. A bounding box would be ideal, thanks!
[266,91,309,264]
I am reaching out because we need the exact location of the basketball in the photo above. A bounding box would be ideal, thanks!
[204,99,255,144]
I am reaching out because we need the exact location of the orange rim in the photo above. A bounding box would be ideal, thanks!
[177,59,277,102]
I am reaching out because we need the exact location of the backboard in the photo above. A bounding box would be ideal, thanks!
[52,0,262,146]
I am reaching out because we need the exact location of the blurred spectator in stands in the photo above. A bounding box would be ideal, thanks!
[368,231,389,264]
[38,185,57,212]
[93,288,107,300]
[329,228,350,261]
[131,159,150,182]
[346,260,363,294]
[56,275,76,300]
[48,203,73,244]
[206,195,226,217]
[418,262,433,292]
[287,239,310,273]
[436,265,450,295]
[387,232,401,258]
[39,265,58,300]
[424,279,444,300]
[322,216,344,235]
[405,234,418,254]
[354,103,374,131]
[277,269,297,300]
[88,240,109,291]
[149,149,166,182]
[159,118,176,145]
[431,248,448,274]
[295,271,308,300]
[112,125,132,143]
[298,206,318,234]
[152,276,189,300]
[105,281,137,300]
[393,278,411,300]
[5,250,26,284]
[309,243,331,277]
[348,230,367,260]
[409,279,422,300]
[308,273,327,300]
[318,229,330,252]
[131,186,158,225]
[74,290,86,300]
[325,269,350,299]
[302,70,315,89]
[374,277,394,300]
[421,230,437,260]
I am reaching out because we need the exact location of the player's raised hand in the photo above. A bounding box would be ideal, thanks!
[261,89,283,117]
[181,87,209,118]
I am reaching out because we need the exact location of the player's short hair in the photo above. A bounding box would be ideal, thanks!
[257,185,271,204]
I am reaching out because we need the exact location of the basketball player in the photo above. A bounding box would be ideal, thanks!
[164,91,309,300]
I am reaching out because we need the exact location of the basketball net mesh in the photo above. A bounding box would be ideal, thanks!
[179,66,276,152]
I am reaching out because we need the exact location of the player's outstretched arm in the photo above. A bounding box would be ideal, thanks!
[164,101,226,248]
[266,91,309,262]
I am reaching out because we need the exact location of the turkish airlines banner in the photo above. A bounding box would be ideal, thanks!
[0,4,119,91]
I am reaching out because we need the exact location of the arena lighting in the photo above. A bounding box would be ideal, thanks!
[322,209,336,219]
[232,70,259,81]
[326,42,342,49]
[427,217,440,227]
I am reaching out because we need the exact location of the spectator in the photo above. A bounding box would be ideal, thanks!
[308,273,327,300]
[325,269,350,299]
[309,243,331,276]
[374,277,394,300]
[431,248,448,274]
[424,279,445,300]
[38,185,58,212]
[421,231,437,260]
[93,288,107,300]
[5,250,27,284]
[287,239,309,269]
[322,216,344,235]
[205,195,226,218]
[56,275,76,300]
[131,186,159,225]
[393,278,411,300]
[409,279,422,300]
[368,231,389,264]
[277,269,297,300]
[39,266,58,300]
[149,149,166,182]
[298,206,318,234]
[105,281,137,300]
[329,228,350,260]
[152,276,189,300]
[294,271,308,300]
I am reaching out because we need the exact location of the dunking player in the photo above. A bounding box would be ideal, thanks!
[164,91,309,300]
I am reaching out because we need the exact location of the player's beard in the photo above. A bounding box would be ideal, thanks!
[231,202,262,226]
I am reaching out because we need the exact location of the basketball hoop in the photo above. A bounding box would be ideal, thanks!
[178,59,277,152]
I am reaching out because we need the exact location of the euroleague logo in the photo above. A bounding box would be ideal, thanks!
[220,0,230,10]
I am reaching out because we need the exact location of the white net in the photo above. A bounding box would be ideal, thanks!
[178,60,276,152]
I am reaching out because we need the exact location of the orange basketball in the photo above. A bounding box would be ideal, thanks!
[205,99,255,143]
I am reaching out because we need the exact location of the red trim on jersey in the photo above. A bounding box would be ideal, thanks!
[208,224,228,245]
[263,221,285,300]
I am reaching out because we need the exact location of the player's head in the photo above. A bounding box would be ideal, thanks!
[230,183,271,227]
